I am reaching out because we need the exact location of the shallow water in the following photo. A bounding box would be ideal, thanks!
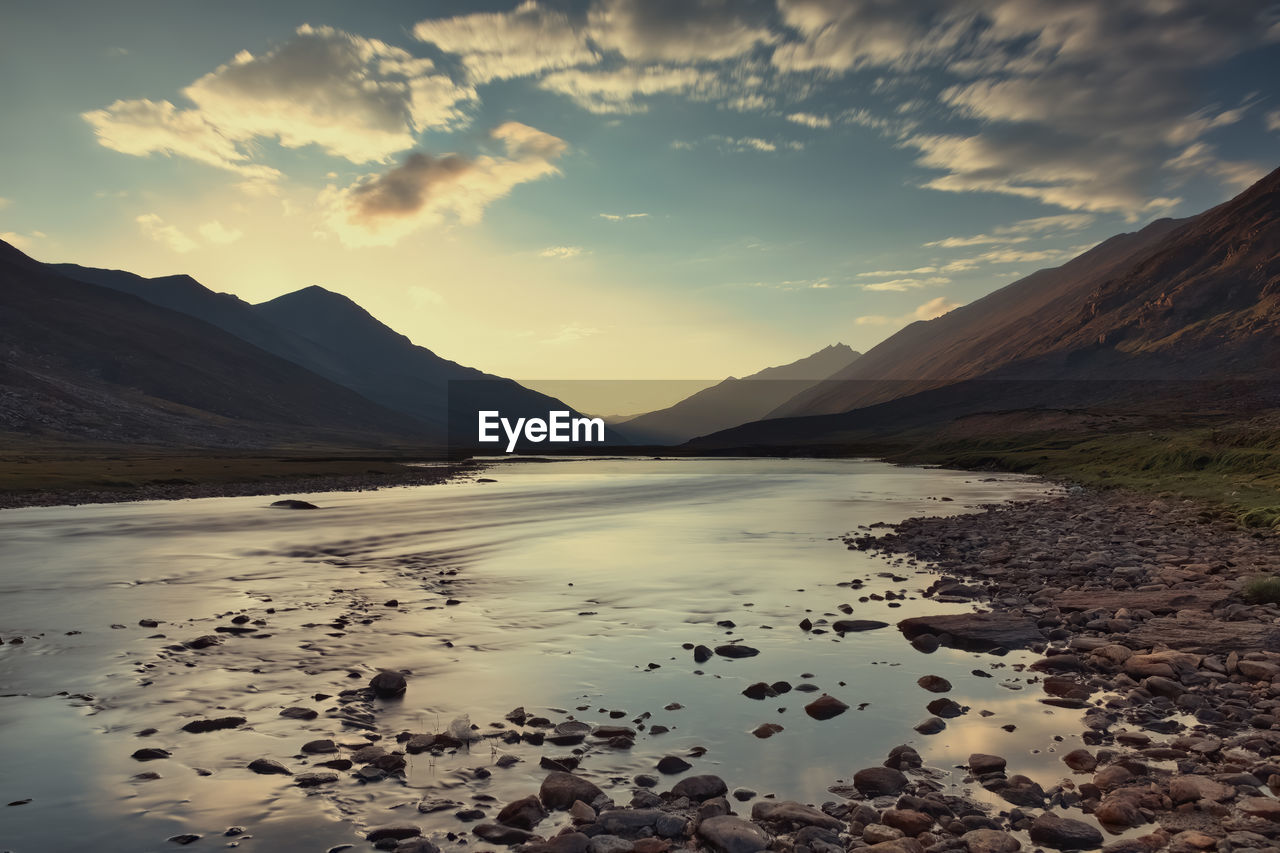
[0,458,1118,852]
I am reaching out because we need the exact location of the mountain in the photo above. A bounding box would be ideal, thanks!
[694,165,1280,449]
[769,216,1194,419]
[54,266,621,448]
[614,344,860,444]
[0,241,424,447]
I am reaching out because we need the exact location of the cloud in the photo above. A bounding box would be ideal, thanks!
[768,1,1277,214]
[409,285,444,306]
[860,276,951,292]
[539,66,717,114]
[599,212,648,221]
[0,231,44,252]
[539,245,586,259]
[935,247,1074,273]
[324,122,567,246]
[856,266,939,277]
[0,197,10,210]
[671,134,802,153]
[198,220,244,244]
[85,25,475,179]
[786,111,832,128]
[856,296,964,326]
[136,213,197,252]
[902,131,1184,216]
[1268,110,1280,132]
[183,24,473,163]
[83,99,281,180]
[413,1,597,83]
[542,323,602,345]
[1163,142,1267,190]
[923,213,1094,248]
[586,0,776,63]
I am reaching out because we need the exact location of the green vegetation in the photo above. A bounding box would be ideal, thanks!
[1242,575,1280,604]
[892,419,1280,521]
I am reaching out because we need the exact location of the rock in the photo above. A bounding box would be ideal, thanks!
[962,829,1021,853]
[271,499,318,509]
[497,794,548,829]
[854,766,908,797]
[864,824,904,845]
[1123,651,1199,680]
[1062,749,1097,772]
[897,613,1043,651]
[588,835,634,853]
[369,670,407,697]
[181,716,245,733]
[804,694,849,720]
[474,824,535,845]
[132,748,171,761]
[656,756,691,774]
[302,739,337,754]
[696,815,770,853]
[968,754,1007,776]
[248,758,291,775]
[742,682,777,700]
[598,809,662,834]
[881,809,933,836]
[393,841,440,853]
[279,707,318,720]
[1094,791,1143,827]
[1028,812,1103,850]
[540,771,604,810]
[655,814,688,838]
[1092,765,1132,791]
[917,675,951,693]
[671,774,727,801]
[693,645,713,663]
[714,645,759,658]
[926,698,964,718]
[1238,659,1280,681]
[1168,775,1232,804]
[366,825,421,842]
[833,619,889,633]
[750,800,844,830]
[182,635,221,650]
[1238,796,1280,820]
[750,723,783,739]
[569,800,596,823]
[914,717,945,735]
[295,772,339,787]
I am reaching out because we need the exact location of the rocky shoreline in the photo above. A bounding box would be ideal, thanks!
[340,488,1280,853]
[0,462,479,509]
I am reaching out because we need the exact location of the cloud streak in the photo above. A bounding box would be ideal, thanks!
[324,122,567,246]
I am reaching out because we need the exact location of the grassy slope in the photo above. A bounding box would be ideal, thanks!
[889,419,1280,527]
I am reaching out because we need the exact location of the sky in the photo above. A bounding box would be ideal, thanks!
[2,0,1278,412]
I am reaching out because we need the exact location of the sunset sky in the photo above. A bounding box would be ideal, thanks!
[3,1,1278,400]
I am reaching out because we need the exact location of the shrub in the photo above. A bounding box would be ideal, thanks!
[1242,575,1280,605]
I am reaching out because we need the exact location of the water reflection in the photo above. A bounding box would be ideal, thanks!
[0,458,1092,851]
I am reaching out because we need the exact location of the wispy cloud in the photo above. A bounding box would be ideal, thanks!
[859,276,951,292]
[539,245,586,259]
[923,214,1095,248]
[323,122,567,246]
[598,212,648,221]
[0,230,45,252]
[856,296,964,327]
[786,112,832,129]
[198,220,243,245]
[542,323,602,345]
[136,213,197,253]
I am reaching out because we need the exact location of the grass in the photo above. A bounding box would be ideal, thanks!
[888,420,1280,523]
[1242,576,1280,604]
[0,437,446,497]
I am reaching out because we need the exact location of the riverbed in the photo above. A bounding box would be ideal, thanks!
[0,458,1081,852]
